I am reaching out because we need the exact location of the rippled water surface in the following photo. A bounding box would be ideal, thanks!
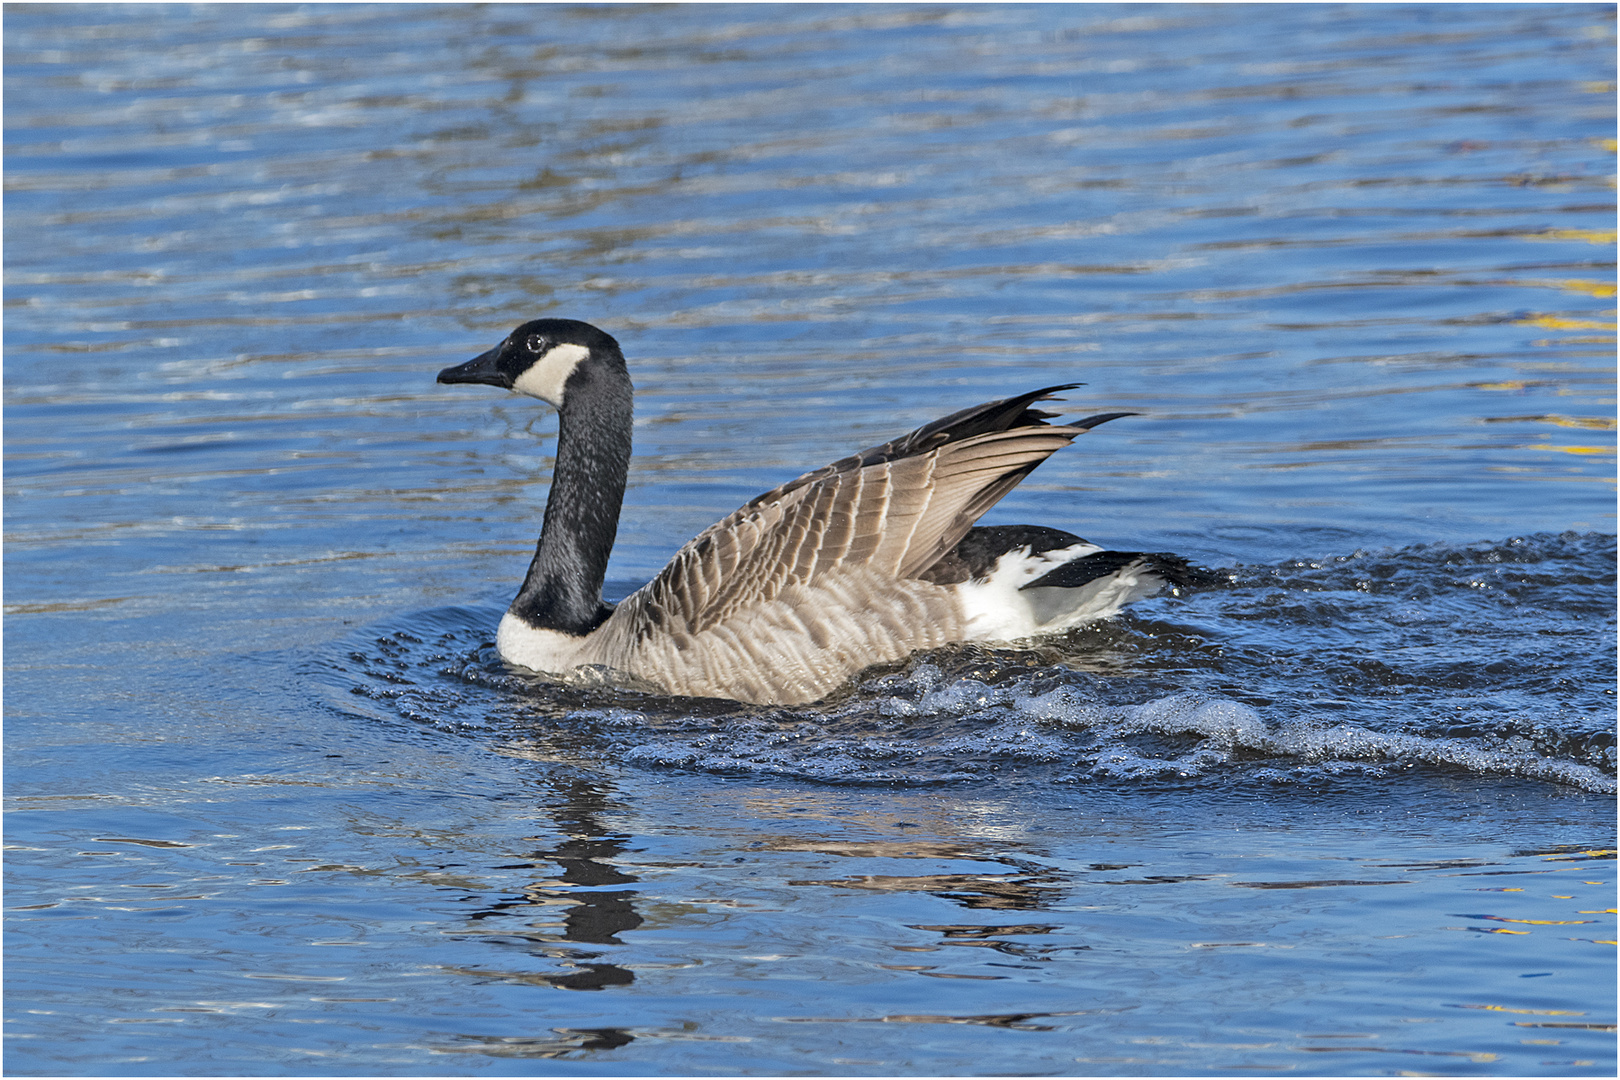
[5,4,1616,1076]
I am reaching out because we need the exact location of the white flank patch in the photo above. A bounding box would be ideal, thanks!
[956,541,1101,640]
[496,611,590,673]
[512,342,590,407]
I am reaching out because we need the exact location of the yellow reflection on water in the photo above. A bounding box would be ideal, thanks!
[1521,228,1617,244]
[1515,315,1616,331]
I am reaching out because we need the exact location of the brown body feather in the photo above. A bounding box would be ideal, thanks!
[571,387,1114,704]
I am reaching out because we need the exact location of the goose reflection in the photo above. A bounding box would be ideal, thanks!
[466,773,640,992]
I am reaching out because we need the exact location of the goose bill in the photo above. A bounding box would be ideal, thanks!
[437,346,510,388]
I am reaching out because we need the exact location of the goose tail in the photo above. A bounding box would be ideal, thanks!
[926,524,1212,642]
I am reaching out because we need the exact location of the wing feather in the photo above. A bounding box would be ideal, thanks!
[615,388,1102,638]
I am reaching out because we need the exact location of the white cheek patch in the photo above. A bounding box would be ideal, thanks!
[512,342,590,406]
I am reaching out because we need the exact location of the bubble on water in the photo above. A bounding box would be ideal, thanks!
[330,533,1617,796]
[1258,720,1616,794]
[1117,695,1268,746]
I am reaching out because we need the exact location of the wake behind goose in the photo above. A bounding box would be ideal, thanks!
[439,318,1199,705]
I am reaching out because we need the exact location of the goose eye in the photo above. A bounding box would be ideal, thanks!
[526,334,546,353]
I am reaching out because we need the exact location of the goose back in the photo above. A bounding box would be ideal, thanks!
[577,386,1107,703]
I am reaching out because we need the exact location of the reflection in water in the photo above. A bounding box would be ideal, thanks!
[765,833,1069,910]
[787,870,1057,911]
[781,1007,1133,1030]
[909,923,1064,961]
[442,1027,636,1060]
[460,773,641,994]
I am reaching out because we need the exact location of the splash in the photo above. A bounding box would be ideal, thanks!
[330,533,1616,794]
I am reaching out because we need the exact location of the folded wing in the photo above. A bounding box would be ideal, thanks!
[619,386,1130,640]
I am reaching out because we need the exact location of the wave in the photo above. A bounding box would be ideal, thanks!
[324,532,1616,794]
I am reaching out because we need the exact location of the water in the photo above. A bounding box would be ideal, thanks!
[4,4,1615,1075]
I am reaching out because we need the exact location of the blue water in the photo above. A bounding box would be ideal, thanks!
[5,4,1615,1075]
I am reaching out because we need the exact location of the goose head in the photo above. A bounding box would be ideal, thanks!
[437,317,626,409]
[437,317,634,638]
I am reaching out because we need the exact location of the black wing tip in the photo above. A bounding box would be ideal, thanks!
[777,385,1120,493]
[1066,411,1140,432]
[1139,552,1217,589]
[1020,550,1217,592]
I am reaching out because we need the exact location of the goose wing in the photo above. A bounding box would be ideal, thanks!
[621,386,1131,639]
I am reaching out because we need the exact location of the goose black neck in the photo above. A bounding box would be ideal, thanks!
[509,363,633,635]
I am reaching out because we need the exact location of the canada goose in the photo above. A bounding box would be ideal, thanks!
[439,318,1198,706]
